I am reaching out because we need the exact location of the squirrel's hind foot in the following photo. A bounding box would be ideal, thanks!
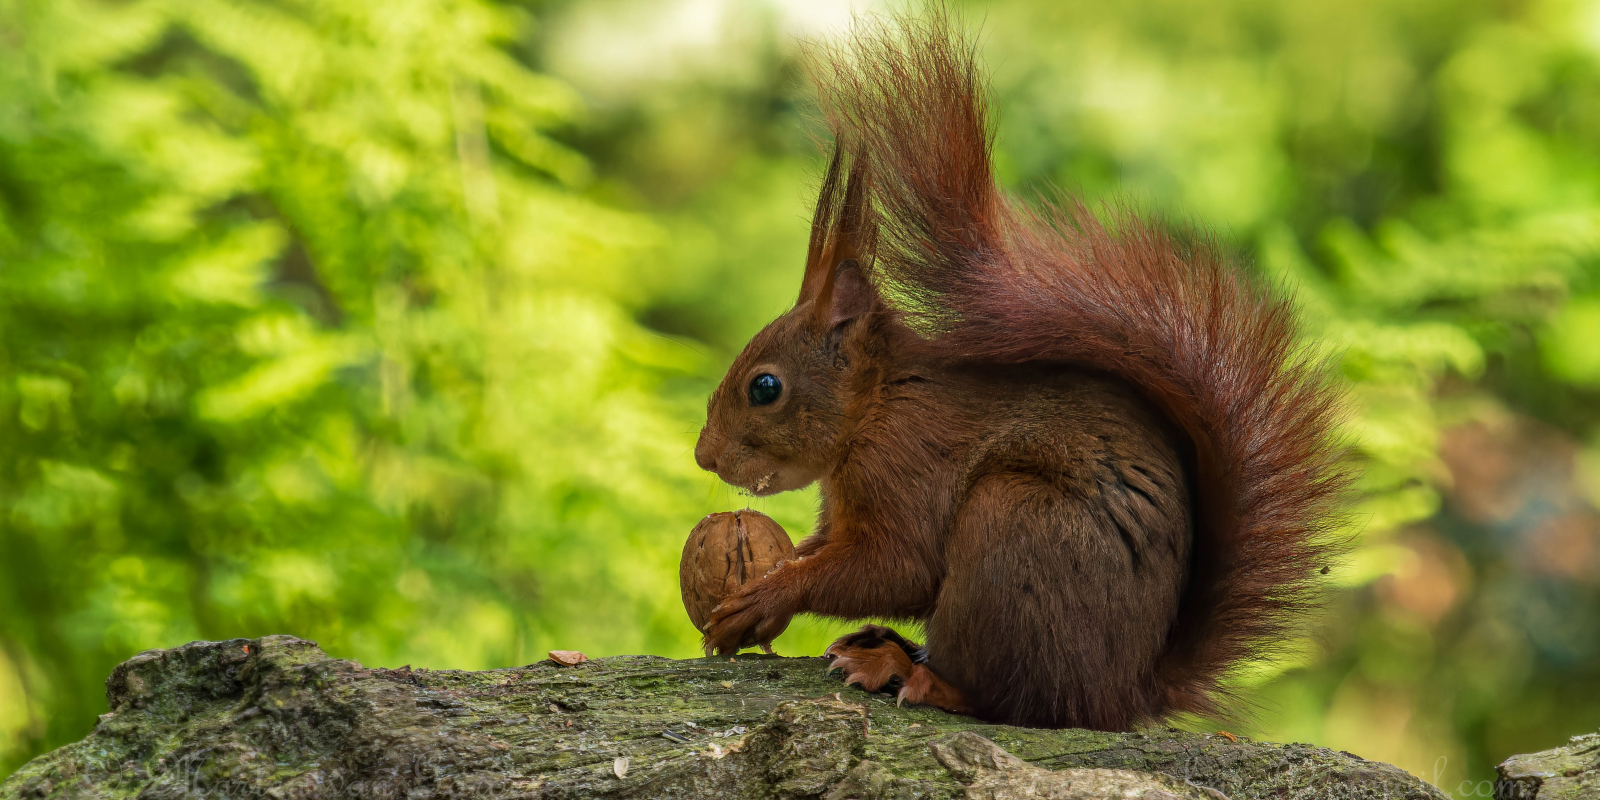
[825,625,975,715]
[825,625,917,693]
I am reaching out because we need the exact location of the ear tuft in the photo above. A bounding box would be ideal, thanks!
[799,142,875,314]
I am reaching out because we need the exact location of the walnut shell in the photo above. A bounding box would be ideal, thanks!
[680,510,795,633]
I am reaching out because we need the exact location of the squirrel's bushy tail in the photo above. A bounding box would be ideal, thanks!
[813,10,1348,719]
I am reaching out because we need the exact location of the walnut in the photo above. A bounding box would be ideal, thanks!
[679,510,795,633]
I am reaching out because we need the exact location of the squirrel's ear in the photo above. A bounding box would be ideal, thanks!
[826,259,875,328]
[798,146,845,305]
[800,143,873,320]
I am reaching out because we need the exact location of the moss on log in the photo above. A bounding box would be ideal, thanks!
[1495,730,1600,799]
[1,635,1448,799]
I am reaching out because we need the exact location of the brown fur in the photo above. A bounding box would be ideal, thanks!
[693,9,1347,730]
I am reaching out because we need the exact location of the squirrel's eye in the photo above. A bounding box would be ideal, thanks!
[748,374,782,406]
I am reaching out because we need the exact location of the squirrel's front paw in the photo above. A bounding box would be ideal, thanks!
[702,578,795,656]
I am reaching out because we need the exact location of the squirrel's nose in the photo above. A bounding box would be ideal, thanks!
[694,430,720,473]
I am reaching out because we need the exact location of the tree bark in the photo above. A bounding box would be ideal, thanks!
[1496,730,1600,799]
[1,635,1450,799]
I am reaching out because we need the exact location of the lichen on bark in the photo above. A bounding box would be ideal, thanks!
[0,635,1450,799]
[1495,730,1600,799]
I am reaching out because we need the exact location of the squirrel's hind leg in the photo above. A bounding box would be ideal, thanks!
[926,463,1190,731]
[825,625,975,714]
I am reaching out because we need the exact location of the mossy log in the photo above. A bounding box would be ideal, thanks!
[1495,730,1600,799]
[0,635,1450,799]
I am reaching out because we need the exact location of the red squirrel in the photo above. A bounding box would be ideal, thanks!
[692,11,1347,731]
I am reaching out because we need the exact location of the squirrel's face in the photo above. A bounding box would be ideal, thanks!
[695,260,877,496]
[694,305,851,496]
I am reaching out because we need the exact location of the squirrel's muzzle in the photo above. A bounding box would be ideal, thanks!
[694,429,720,473]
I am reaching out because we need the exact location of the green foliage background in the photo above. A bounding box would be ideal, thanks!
[4,0,1600,792]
